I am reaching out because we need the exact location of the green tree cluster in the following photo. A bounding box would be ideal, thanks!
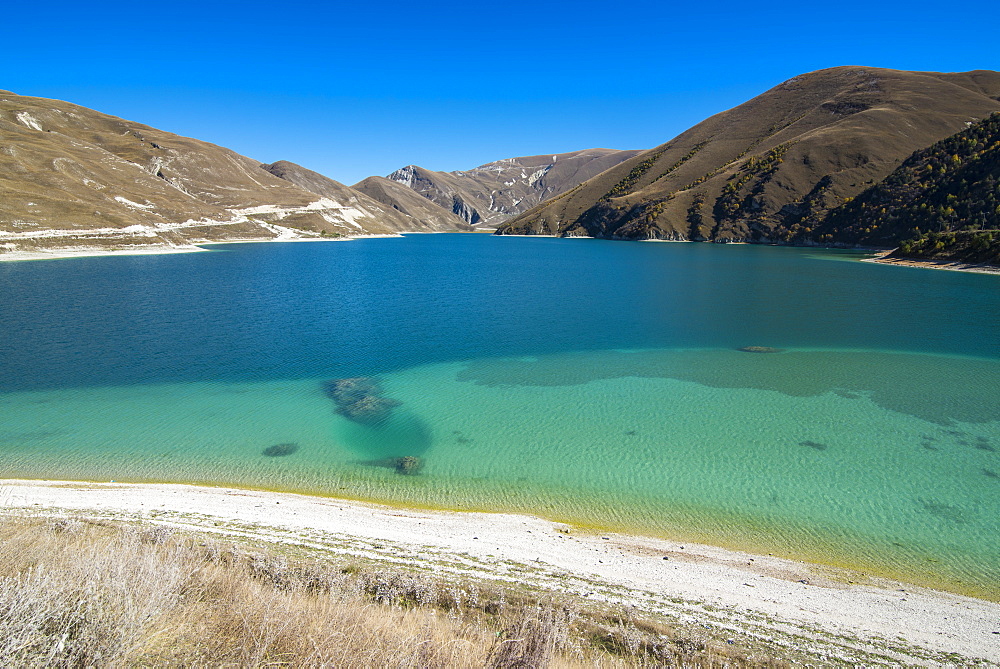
[650,142,708,185]
[686,192,707,240]
[894,230,1000,263]
[602,150,667,201]
[817,112,1000,260]
[712,143,791,224]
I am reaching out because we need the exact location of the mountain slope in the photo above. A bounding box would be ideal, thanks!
[261,161,468,232]
[818,111,1000,263]
[382,148,641,228]
[352,176,472,231]
[496,67,1000,242]
[0,92,411,256]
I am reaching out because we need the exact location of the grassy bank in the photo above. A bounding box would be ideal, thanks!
[0,516,780,667]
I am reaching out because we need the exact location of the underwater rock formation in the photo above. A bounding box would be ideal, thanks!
[395,456,423,475]
[799,440,828,451]
[336,395,402,424]
[738,346,786,353]
[323,377,381,404]
[356,456,424,475]
[262,442,299,457]
[323,376,402,425]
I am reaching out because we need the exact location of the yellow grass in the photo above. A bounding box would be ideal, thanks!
[0,517,781,667]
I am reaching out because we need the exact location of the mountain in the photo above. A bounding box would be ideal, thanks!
[261,161,469,233]
[817,111,1000,264]
[352,176,472,231]
[375,148,641,228]
[496,67,1000,243]
[0,91,431,257]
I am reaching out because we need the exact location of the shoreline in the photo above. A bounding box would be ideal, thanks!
[2,478,998,662]
[861,249,1000,275]
[0,233,405,263]
[6,235,999,277]
[0,244,210,262]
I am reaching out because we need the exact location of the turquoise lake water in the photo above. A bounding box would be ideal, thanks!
[1,235,998,597]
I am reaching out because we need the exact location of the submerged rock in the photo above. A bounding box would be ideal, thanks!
[799,440,828,451]
[738,346,786,353]
[263,442,299,457]
[323,377,382,404]
[356,455,424,475]
[918,498,966,524]
[323,376,403,425]
[395,456,423,475]
[336,395,402,425]
[451,430,474,445]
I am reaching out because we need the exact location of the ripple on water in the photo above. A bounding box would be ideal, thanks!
[1,351,999,598]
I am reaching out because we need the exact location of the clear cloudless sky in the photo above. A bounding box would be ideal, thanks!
[3,0,998,184]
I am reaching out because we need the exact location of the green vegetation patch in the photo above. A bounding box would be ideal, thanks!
[819,112,1000,262]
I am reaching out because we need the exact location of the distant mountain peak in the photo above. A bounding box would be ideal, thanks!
[378,149,641,227]
[388,165,419,188]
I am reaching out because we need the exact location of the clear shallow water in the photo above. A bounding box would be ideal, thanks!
[1,236,999,597]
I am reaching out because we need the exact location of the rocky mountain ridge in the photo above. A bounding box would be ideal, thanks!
[7,68,1000,261]
[369,148,641,228]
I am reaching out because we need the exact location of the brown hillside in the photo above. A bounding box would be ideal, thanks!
[262,161,469,233]
[0,92,411,256]
[352,175,472,231]
[497,67,1000,242]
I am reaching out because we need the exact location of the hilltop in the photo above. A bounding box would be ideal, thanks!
[496,67,1000,245]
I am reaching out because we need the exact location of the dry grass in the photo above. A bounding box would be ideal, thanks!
[0,516,783,667]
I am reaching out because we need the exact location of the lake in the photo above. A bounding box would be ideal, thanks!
[1,234,998,597]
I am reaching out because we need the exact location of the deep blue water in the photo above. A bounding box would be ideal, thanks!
[1,235,997,392]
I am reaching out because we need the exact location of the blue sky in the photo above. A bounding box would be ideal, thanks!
[4,0,998,185]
